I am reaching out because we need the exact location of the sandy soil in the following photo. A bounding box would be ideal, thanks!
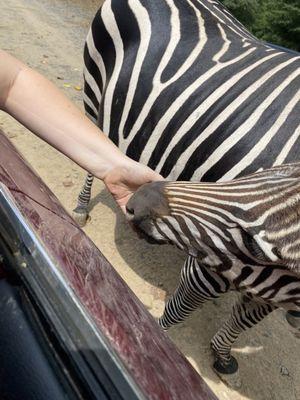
[0,1,299,399]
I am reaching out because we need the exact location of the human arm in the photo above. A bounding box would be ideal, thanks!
[0,50,163,210]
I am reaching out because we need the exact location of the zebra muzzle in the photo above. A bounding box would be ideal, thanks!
[126,181,171,244]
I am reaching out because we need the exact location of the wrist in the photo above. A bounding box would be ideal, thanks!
[93,152,134,182]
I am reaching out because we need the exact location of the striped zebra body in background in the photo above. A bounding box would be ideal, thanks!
[80,0,300,186]
[126,162,300,386]
[75,0,300,216]
[73,0,300,386]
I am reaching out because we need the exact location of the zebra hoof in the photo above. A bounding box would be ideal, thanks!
[213,357,242,388]
[286,311,300,338]
[72,207,90,227]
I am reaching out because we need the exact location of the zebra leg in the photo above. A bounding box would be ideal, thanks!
[159,256,230,329]
[73,37,100,227]
[72,173,94,226]
[286,310,300,338]
[211,296,275,388]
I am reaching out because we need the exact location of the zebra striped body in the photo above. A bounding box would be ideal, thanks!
[126,163,300,380]
[82,0,300,182]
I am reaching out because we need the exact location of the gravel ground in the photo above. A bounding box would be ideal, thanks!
[0,1,299,399]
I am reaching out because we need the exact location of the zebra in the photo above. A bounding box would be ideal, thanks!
[126,162,300,387]
[73,0,300,225]
[72,0,300,385]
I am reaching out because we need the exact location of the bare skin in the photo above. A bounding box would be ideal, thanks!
[0,50,163,211]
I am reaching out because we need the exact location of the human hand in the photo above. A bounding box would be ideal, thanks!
[103,161,164,213]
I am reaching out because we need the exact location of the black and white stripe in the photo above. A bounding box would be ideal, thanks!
[75,0,299,213]
[126,163,300,379]
[80,0,299,179]
[74,0,299,217]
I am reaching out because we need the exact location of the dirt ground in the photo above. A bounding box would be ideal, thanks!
[0,1,299,399]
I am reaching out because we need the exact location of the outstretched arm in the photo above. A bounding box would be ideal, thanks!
[0,50,163,211]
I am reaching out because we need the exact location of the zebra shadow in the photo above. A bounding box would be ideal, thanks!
[87,188,299,400]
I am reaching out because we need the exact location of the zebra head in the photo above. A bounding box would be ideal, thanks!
[127,164,300,274]
[126,181,212,257]
[126,181,174,245]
